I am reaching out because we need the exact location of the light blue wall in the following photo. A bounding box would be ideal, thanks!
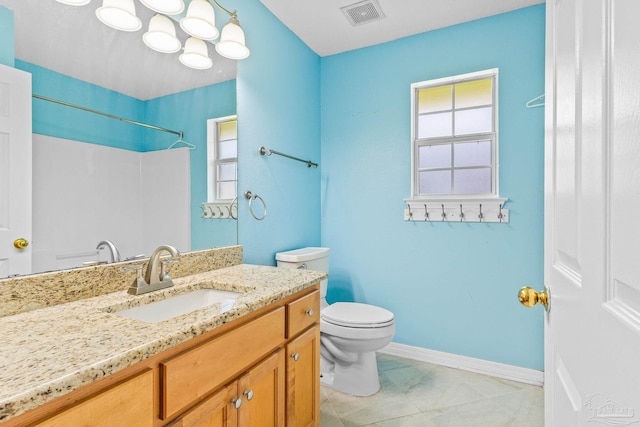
[145,81,237,249]
[320,5,546,370]
[235,0,321,265]
[17,61,146,151]
[0,6,14,67]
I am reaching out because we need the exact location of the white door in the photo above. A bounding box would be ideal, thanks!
[541,0,640,425]
[0,64,32,277]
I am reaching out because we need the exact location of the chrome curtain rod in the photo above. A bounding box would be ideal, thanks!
[259,146,318,168]
[32,94,183,139]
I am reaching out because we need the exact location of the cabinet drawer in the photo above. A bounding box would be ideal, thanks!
[34,369,153,427]
[287,290,319,338]
[161,307,285,420]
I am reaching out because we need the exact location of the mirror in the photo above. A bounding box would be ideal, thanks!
[0,0,238,276]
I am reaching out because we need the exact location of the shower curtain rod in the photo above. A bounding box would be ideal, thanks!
[32,94,183,138]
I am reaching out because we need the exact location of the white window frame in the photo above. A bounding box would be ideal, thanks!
[207,115,237,203]
[408,69,503,204]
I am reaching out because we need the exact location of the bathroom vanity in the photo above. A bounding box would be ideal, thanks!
[0,247,324,427]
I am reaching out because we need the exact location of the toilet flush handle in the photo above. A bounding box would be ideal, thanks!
[297,263,308,269]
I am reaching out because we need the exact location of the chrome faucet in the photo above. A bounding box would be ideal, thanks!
[127,245,180,295]
[96,240,121,263]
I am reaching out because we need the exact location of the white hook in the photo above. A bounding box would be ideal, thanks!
[407,203,413,220]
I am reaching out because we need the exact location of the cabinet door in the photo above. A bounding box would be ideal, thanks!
[33,369,153,427]
[237,350,285,427]
[286,326,320,427]
[162,307,285,419]
[166,384,238,427]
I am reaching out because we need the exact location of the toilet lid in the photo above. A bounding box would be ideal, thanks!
[321,302,394,328]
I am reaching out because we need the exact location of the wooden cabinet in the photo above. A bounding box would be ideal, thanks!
[286,291,319,338]
[2,286,320,427]
[167,289,321,427]
[286,327,320,427]
[236,350,285,427]
[161,308,285,420]
[167,350,286,427]
[33,369,153,427]
[164,384,237,427]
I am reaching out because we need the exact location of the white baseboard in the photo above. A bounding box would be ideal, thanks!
[378,342,544,387]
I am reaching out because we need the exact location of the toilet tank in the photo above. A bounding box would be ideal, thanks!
[275,247,330,298]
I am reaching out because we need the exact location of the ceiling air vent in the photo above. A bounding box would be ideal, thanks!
[341,0,385,26]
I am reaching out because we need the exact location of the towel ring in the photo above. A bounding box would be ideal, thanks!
[244,191,267,220]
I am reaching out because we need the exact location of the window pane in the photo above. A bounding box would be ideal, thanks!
[419,144,451,169]
[453,168,492,194]
[418,111,452,138]
[454,140,491,167]
[419,170,451,195]
[217,181,236,200]
[218,139,237,159]
[454,107,492,135]
[217,162,236,181]
[418,85,452,113]
[218,120,237,140]
[455,78,492,109]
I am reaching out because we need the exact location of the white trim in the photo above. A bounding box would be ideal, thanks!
[207,115,238,203]
[379,342,544,387]
[410,68,500,199]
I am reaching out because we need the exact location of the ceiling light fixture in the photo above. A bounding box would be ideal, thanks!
[95,0,142,32]
[139,0,185,15]
[179,37,213,69]
[55,0,250,70]
[55,0,92,5]
[143,14,182,53]
[180,0,219,41]
[216,14,250,60]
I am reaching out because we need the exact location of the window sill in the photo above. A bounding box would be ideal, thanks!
[403,197,509,223]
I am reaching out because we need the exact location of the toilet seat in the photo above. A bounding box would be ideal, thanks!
[321,302,394,328]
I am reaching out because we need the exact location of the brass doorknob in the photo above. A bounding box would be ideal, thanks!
[518,286,550,312]
[13,238,29,250]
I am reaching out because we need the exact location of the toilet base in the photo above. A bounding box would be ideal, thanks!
[320,351,381,396]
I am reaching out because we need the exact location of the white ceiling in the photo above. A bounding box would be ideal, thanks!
[260,0,545,57]
[0,0,236,100]
[0,0,544,100]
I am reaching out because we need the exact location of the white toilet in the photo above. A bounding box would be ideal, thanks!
[276,247,395,396]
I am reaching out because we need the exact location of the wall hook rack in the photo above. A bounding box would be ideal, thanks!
[404,199,510,223]
[259,146,318,168]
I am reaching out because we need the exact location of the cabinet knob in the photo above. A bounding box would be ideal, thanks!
[231,397,243,409]
[243,389,254,400]
[305,309,314,316]
[291,352,300,361]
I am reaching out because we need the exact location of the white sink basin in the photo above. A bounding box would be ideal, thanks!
[116,289,241,323]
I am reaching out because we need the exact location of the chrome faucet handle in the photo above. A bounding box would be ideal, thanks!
[160,258,179,281]
[122,264,147,293]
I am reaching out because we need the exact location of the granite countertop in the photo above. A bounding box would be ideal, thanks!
[0,264,326,422]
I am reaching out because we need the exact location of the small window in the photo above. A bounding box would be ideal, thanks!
[207,116,237,202]
[411,69,498,199]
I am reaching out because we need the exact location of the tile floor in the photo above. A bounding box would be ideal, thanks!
[320,353,544,427]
